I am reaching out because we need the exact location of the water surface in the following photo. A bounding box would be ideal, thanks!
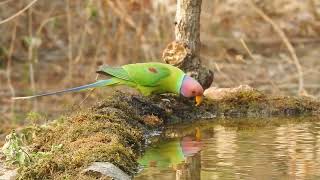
[136,118,320,180]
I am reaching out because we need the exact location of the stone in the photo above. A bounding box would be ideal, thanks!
[204,85,254,100]
[0,164,17,180]
[83,162,131,180]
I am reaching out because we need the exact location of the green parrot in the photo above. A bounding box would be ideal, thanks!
[13,62,204,105]
[138,128,202,169]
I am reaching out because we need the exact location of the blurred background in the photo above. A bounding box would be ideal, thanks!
[1,0,320,141]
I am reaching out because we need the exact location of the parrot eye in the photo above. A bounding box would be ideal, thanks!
[192,90,196,94]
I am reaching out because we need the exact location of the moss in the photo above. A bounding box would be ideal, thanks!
[0,120,17,146]
[268,96,320,116]
[203,89,320,117]
[203,89,265,116]
[10,90,320,179]
[18,93,145,179]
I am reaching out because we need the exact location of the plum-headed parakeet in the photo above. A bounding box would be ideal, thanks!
[138,128,203,169]
[13,62,204,105]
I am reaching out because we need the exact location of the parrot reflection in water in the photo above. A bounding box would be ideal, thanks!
[138,127,202,169]
[13,63,204,105]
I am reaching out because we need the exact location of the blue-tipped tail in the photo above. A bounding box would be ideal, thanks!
[12,79,116,100]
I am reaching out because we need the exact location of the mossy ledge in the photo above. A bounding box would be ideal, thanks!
[10,90,320,179]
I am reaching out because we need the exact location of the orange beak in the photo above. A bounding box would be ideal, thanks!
[195,95,203,106]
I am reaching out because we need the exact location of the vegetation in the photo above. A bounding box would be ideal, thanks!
[3,93,145,179]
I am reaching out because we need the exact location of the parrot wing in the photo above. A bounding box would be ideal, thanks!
[97,65,132,81]
[123,63,171,87]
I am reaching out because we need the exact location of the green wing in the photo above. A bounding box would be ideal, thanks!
[97,65,131,81]
[122,63,171,87]
[97,63,172,87]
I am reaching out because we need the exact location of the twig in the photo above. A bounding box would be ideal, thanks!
[202,35,320,46]
[107,1,136,29]
[79,74,100,106]
[248,1,305,95]
[78,89,95,107]
[71,74,100,111]
[239,38,256,61]
[28,8,37,111]
[6,21,17,119]
[36,15,64,36]
[0,0,11,6]
[74,22,88,64]
[66,0,73,82]
[0,0,38,25]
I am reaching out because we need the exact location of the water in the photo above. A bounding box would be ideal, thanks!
[135,118,320,180]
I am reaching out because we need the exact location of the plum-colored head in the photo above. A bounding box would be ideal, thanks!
[180,76,204,105]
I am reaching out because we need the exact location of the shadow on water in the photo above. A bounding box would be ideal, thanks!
[135,117,320,180]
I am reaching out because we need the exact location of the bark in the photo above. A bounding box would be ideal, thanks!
[163,0,213,89]
[175,0,202,56]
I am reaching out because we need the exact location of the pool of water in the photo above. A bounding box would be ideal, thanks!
[135,118,320,180]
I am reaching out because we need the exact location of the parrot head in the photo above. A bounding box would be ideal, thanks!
[180,75,204,106]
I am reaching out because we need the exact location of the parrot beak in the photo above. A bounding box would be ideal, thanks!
[195,95,203,106]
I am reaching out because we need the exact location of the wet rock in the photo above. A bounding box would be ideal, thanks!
[204,85,254,100]
[203,85,320,117]
[0,164,17,180]
[83,162,131,180]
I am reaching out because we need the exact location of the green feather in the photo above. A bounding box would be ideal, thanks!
[123,63,171,87]
[97,65,131,81]
[12,79,118,100]
[98,63,185,95]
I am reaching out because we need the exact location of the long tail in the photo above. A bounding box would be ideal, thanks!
[12,79,117,100]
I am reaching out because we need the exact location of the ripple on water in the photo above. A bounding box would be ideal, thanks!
[135,118,320,180]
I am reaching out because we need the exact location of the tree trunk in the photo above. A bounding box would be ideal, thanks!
[175,154,201,180]
[163,0,213,89]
